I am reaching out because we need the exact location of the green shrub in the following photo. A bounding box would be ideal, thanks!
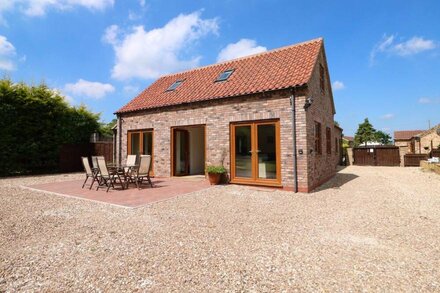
[205,165,226,174]
[0,79,101,176]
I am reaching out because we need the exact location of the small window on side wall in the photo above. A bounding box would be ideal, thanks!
[326,127,331,155]
[315,122,322,155]
[319,64,325,94]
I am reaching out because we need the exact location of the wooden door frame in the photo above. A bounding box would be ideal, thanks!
[127,129,154,176]
[170,124,206,177]
[230,119,282,187]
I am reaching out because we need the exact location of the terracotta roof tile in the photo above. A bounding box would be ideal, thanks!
[116,38,323,114]
[394,130,424,140]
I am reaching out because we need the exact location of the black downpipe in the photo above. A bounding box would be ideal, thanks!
[290,88,298,193]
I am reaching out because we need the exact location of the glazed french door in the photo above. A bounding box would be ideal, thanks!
[127,130,154,175]
[173,129,190,176]
[230,120,281,186]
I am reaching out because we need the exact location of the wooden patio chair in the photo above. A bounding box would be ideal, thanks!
[81,157,97,189]
[96,157,125,192]
[128,155,153,189]
[124,154,137,174]
[89,156,104,189]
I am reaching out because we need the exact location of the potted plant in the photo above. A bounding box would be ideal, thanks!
[205,165,226,185]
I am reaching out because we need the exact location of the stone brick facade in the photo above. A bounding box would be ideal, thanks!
[395,125,440,166]
[116,49,339,192]
[416,126,440,154]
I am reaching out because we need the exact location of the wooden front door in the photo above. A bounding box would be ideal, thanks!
[230,120,281,186]
[173,129,190,176]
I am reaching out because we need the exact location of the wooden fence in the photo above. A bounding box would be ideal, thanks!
[404,154,429,167]
[431,149,440,158]
[353,146,400,166]
[59,142,113,172]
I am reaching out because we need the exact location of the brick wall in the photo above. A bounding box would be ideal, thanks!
[418,128,440,154]
[116,49,339,192]
[117,89,312,189]
[395,140,411,167]
[303,47,339,190]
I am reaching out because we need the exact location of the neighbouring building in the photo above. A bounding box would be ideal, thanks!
[416,124,440,154]
[394,130,425,166]
[114,38,341,192]
[343,136,354,148]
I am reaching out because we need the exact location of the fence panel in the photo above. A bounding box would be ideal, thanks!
[431,149,440,158]
[404,154,429,167]
[353,146,400,166]
[376,147,400,166]
[59,142,113,173]
[93,142,113,163]
[353,148,375,166]
[59,144,93,172]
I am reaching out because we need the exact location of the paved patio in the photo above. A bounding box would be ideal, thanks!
[23,176,211,208]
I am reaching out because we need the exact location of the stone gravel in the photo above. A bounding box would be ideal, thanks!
[1,166,440,292]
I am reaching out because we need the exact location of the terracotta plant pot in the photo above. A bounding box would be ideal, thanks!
[208,173,222,185]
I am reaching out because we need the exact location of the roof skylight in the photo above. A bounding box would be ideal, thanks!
[166,80,184,91]
[216,69,234,82]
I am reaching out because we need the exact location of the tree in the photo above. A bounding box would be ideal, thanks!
[0,79,101,175]
[99,118,117,138]
[354,118,377,146]
[375,130,392,145]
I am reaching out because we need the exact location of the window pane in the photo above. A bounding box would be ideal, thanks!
[142,131,152,155]
[130,133,140,155]
[257,124,277,179]
[234,125,252,178]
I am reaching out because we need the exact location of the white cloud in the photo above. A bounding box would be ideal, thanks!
[332,80,345,90]
[0,35,17,71]
[217,39,267,62]
[370,34,437,64]
[418,97,432,104]
[381,113,394,120]
[123,85,140,94]
[418,97,440,104]
[104,11,219,80]
[0,0,113,22]
[102,24,120,45]
[393,37,437,56]
[64,79,115,99]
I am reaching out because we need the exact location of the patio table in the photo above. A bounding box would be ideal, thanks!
[107,163,139,188]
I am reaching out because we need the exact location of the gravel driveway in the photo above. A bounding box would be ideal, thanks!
[1,166,440,291]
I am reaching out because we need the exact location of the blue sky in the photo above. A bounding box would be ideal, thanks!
[1,0,439,136]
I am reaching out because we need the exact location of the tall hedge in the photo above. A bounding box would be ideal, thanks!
[0,79,100,176]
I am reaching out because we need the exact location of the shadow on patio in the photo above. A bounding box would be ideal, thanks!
[23,177,211,208]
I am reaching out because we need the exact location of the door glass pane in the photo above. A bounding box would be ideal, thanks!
[257,124,277,179]
[235,125,252,178]
[142,132,152,155]
[175,130,188,175]
[130,133,140,156]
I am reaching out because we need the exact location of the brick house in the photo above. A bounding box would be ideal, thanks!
[394,130,425,165]
[115,38,341,192]
[416,124,440,154]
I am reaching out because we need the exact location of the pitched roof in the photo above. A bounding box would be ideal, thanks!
[116,38,323,114]
[394,130,424,140]
[417,124,440,138]
[343,136,354,141]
